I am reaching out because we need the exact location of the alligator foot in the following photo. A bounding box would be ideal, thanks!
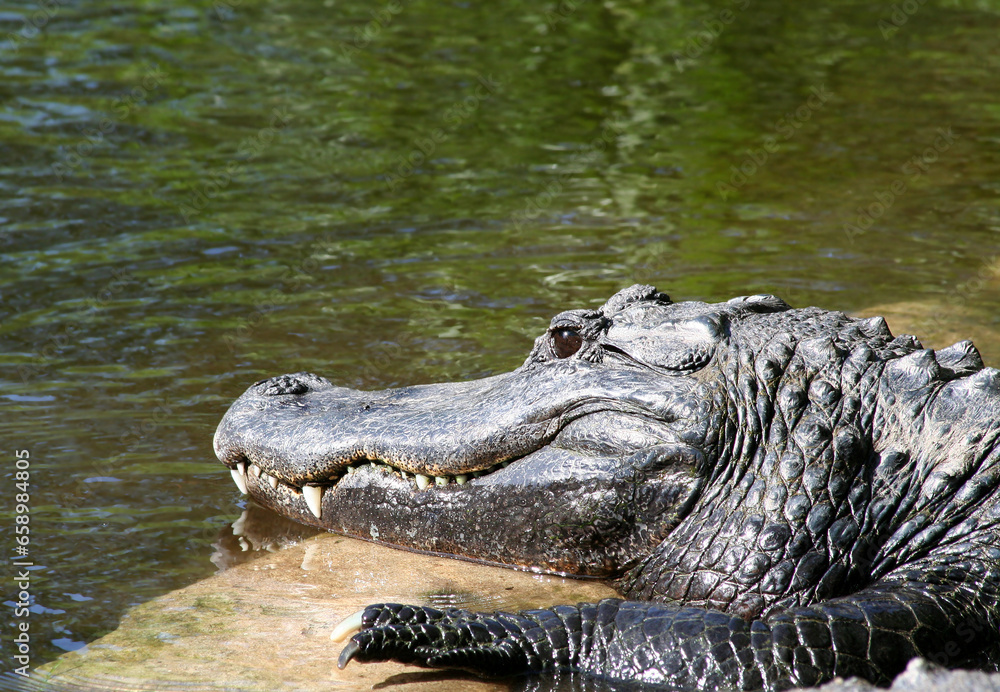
[335,602,548,677]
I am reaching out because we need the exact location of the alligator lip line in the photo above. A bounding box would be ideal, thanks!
[226,454,522,520]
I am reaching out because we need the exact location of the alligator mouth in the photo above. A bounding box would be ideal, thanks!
[224,453,523,520]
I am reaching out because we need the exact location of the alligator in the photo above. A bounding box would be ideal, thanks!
[213,284,1000,690]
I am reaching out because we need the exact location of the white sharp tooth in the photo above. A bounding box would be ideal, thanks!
[250,464,262,478]
[455,474,468,485]
[303,485,324,519]
[415,474,431,490]
[231,467,248,494]
[265,473,279,490]
[435,476,448,486]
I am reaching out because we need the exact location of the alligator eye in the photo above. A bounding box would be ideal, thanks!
[551,328,583,359]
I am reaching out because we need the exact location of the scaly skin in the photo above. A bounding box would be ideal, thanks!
[215,285,1000,690]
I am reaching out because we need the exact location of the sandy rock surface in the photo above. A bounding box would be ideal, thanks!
[857,301,1000,366]
[33,501,1000,692]
[33,507,617,691]
[815,658,1000,692]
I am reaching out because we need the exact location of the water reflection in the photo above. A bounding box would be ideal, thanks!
[210,503,323,571]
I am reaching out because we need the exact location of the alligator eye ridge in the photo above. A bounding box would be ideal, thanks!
[551,328,583,359]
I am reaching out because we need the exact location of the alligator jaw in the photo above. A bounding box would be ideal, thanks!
[214,362,700,522]
[223,453,523,520]
[223,441,700,577]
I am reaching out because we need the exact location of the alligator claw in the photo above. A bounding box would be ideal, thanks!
[331,609,365,642]
[337,639,361,669]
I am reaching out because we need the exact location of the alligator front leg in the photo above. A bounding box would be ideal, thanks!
[338,599,763,686]
[337,560,998,690]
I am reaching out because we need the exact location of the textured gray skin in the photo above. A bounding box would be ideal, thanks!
[214,285,1000,690]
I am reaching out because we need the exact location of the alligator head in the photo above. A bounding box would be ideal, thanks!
[215,285,805,576]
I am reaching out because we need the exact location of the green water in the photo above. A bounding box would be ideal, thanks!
[2,0,1000,679]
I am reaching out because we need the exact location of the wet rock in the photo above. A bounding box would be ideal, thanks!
[813,657,1000,692]
[35,509,617,691]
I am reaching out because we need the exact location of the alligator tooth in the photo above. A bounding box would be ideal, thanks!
[231,464,248,495]
[265,473,279,490]
[415,474,431,490]
[455,474,468,485]
[249,464,262,478]
[435,476,449,486]
[302,485,324,519]
[347,465,356,474]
